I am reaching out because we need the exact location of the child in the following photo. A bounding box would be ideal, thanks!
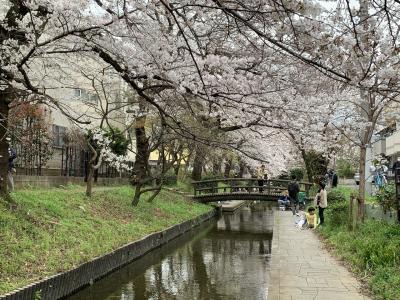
[305,207,318,229]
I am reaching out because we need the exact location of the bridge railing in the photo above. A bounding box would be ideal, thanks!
[192,178,313,197]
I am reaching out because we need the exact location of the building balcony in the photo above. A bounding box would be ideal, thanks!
[386,130,400,156]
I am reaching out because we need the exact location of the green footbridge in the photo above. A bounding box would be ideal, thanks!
[192,178,313,203]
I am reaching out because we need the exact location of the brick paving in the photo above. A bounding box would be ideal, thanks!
[268,211,371,300]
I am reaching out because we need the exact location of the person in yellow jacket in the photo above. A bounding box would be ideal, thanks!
[305,207,318,228]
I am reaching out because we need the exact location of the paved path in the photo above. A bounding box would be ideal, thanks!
[268,211,371,300]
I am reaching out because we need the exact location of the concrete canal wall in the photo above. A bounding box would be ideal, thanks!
[0,209,218,300]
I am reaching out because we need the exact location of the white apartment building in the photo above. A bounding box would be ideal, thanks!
[15,62,135,176]
[365,122,400,193]
[370,122,399,170]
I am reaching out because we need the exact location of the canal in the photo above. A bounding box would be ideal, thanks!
[67,202,274,300]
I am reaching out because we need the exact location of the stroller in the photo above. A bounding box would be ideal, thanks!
[298,192,307,211]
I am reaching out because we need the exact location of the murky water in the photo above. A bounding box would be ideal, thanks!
[67,202,274,300]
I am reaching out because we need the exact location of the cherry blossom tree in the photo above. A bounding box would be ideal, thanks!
[86,128,132,196]
[7,0,400,215]
[204,0,400,220]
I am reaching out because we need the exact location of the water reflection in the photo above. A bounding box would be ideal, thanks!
[68,202,273,300]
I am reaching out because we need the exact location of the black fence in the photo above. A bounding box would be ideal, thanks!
[61,147,133,179]
[13,143,45,176]
[14,144,133,179]
[60,146,89,177]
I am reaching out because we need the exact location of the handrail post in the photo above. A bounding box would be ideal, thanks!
[267,180,271,195]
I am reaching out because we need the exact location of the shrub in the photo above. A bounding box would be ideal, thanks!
[104,127,130,156]
[278,172,289,180]
[337,159,356,178]
[375,184,396,213]
[370,266,400,300]
[327,189,346,204]
[319,219,400,300]
[201,174,220,181]
[303,150,328,182]
[163,169,177,186]
[325,201,349,227]
[289,168,304,181]
[307,185,319,198]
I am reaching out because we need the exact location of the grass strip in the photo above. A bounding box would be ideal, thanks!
[0,185,212,294]
[318,197,400,299]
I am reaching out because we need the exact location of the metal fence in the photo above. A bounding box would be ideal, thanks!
[60,146,88,177]
[61,146,133,179]
[14,144,132,178]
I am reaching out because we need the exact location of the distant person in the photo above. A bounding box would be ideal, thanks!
[328,169,334,186]
[392,157,400,175]
[288,175,300,215]
[232,171,240,192]
[244,168,253,192]
[256,164,267,193]
[305,207,318,229]
[324,172,329,186]
[7,139,17,192]
[314,182,328,225]
[278,190,291,210]
[332,172,338,188]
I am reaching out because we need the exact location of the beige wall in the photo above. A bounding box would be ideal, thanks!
[14,175,129,188]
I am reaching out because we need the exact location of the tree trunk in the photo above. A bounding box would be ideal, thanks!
[0,90,11,200]
[183,149,193,176]
[301,148,313,182]
[173,158,181,176]
[238,160,246,178]
[357,145,367,222]
[132,183,142,206]
[191,146,204,181]
[147,188,161,203]
[131,115,150,206]
[86,162,94,197]
[212,159,221,175]
[85,143,99,198]
[93,160,99,183]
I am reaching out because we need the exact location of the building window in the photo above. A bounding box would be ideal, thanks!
[53,125,66,147]
[73,88,99,103]
[74,88,81,97]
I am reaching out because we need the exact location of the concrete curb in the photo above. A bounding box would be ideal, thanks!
[0,209,217,300]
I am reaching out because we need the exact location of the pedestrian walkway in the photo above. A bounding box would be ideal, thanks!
[268,211,371,300]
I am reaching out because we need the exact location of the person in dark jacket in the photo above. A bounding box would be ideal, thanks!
[393,157,400,174]
[332,172,338,188]
[288,175,300,215]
